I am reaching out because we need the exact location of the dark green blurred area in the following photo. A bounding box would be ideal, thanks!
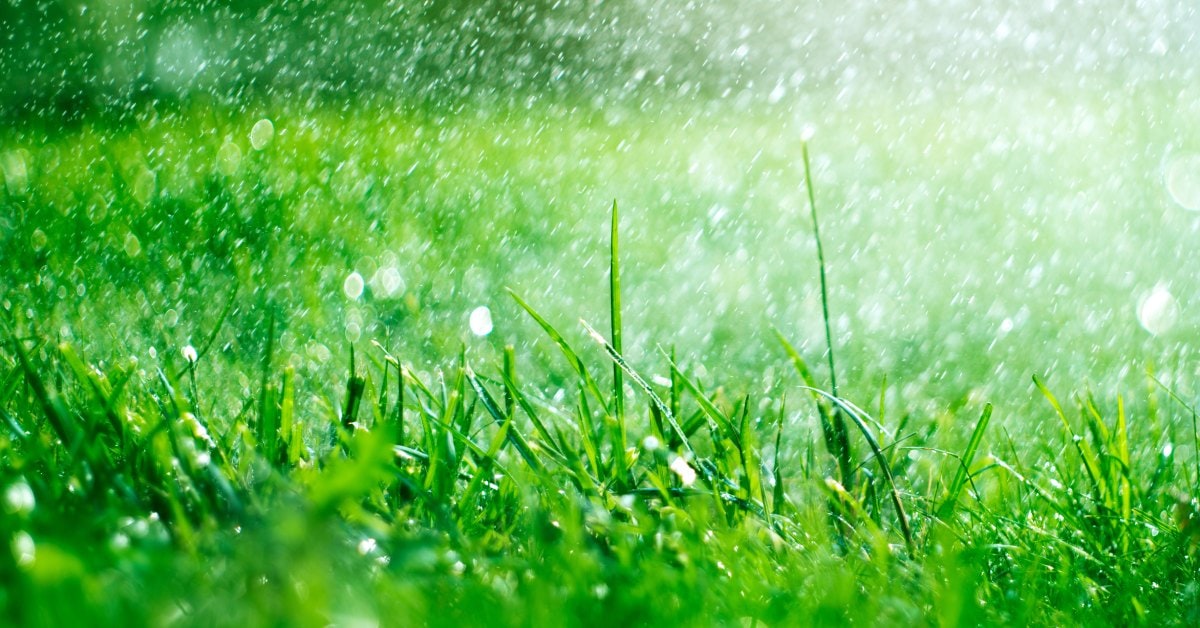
[1,0,641,121]
[8,0,1198,123]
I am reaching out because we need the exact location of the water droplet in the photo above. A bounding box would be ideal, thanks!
[4,479,35,515]
[1138,284,1179,336]
[1,150,29,195]
[250,118,275,150]
[374,266,405,297]
[1165,153,1200,210]
[12,531,34,566]
[123,233,142,258]
[669,456,697,487]
[343,272,365,300]
[469,306,493,336]
[181,345,198,363]
[217,140,243,176]
[132,169,156,205]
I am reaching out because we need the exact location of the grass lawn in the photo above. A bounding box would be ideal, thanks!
[3,83,1200,625]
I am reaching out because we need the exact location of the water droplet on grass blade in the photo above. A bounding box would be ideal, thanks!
[469,306,493,336]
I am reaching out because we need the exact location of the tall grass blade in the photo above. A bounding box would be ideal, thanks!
[937,403,993,520]
[799,142,852,489]
[609,199,627,473]
[343,345,366,433]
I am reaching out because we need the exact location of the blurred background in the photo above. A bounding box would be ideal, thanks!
[5,1,1200,437]
[5,1,1197,119]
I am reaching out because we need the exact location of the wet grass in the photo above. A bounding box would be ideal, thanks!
[3,97,1200,624]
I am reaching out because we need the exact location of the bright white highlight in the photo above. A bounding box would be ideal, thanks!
[343,272,365,300]
[1138,284,1179,336]
[250,119,275,150]
[469,306,493,336]
[669,456,697,487]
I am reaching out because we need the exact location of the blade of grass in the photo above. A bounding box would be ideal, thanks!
[609,199,627,476]
[466,367,547,475]
[660,350,734,438]
[581,322,699,463]
[799,141,852,489]
[1034,375,1103,505]
[801,386,914,553]
[936,403,993,520]
[508,289,610,417]
[775,328,851,485]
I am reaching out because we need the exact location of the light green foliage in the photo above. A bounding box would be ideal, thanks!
[2,104,1200,626]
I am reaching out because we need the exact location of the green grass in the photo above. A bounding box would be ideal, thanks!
[4,93,1200,625]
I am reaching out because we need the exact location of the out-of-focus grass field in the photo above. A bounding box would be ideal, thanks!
[4,80,1200,624]
[6,83,1198,418]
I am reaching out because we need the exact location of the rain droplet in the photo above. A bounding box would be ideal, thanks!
[1,150,29,195]
[250,118,275,151]
[1137,284,1179,336]
[12,531,34,566]
[669,456,697,487]
[469,306,493,336]
[123,233,142,258]
[181,345,198,363]
[132,169,156,206]
[217,140,243,176]
[374,266,405,297]
[4,479,35,515]
[1165,153,1200,210]
[343,272,365,300]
